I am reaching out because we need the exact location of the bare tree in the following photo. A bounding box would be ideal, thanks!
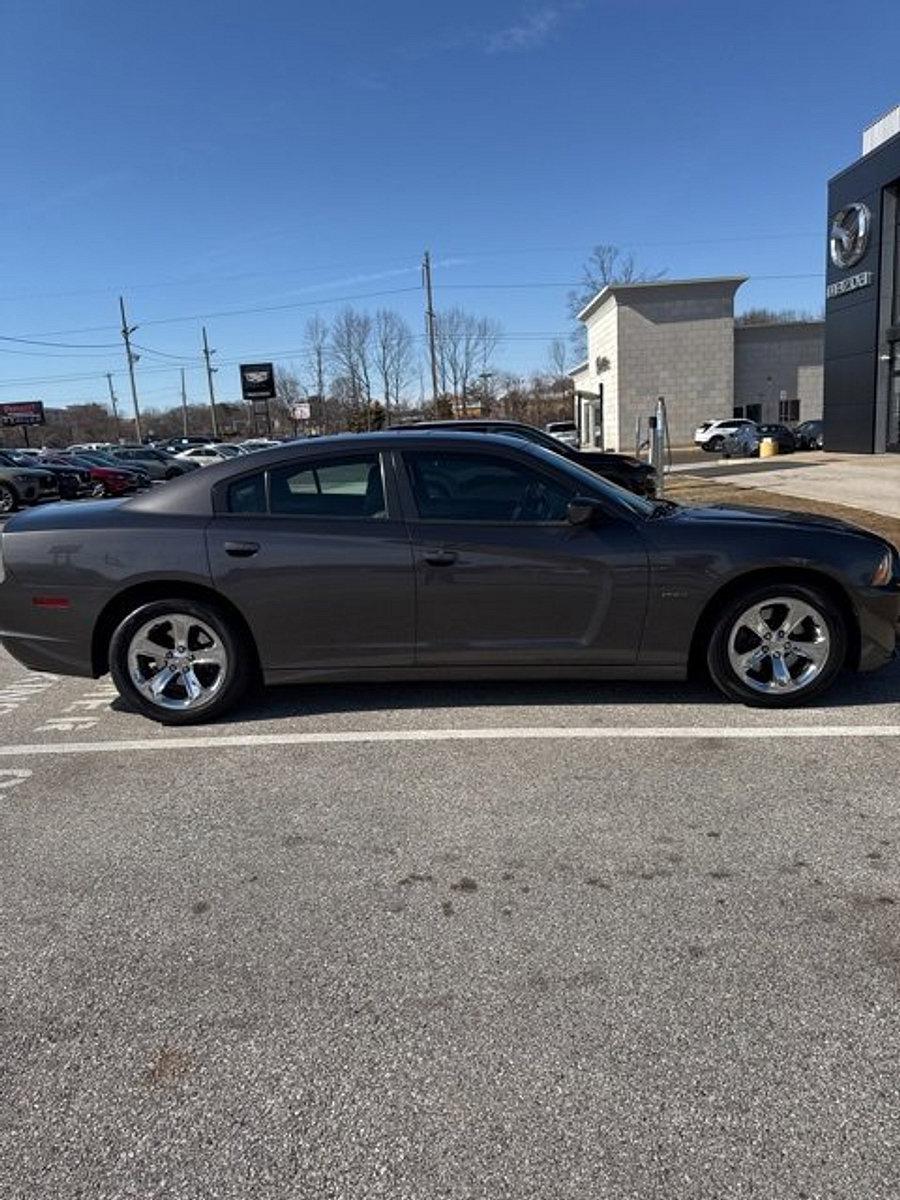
[567,243,667,323]
[330,308,373,426]
[374,309,415,420]
[303,315,329,400]
[547,337,568,379]
[735,307,823,326]
[273,366,305,432]
[435,307,503,414]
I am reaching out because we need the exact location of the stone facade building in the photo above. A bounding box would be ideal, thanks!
[569,277,824,450]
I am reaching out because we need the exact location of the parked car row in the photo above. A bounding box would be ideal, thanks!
[694,418,824,456]
[0,438,291,513]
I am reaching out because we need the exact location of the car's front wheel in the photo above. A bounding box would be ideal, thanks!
[707,584,847,707]
[109,598,251,724]
[0,483,19,515]
[705,436,724,453]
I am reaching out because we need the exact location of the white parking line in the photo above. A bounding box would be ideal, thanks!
[0,768,32,789]
[0,724,898,758]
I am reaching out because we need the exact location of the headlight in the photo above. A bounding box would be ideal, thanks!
[870,549,894,587]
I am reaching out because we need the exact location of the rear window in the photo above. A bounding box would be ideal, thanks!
[227,473,266,514]
[269,454,386,519]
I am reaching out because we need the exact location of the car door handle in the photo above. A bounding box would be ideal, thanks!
[224,541,260,558]
[423,549,457,566]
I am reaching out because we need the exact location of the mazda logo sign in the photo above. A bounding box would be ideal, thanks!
[829,202,871,269]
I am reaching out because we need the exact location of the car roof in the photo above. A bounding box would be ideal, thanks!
[394,419,530,429]
[124,430,568,516]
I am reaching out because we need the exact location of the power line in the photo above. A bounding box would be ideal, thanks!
[0,333,121,349]
[0,261,827,344]
[0,234,827,305]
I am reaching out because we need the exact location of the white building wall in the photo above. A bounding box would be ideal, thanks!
[584,297,619,448]
[574,279,824,450]
[614,284,738,450]
[733,323,824,422]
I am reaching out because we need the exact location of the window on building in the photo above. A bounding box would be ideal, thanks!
[778,398,800,423]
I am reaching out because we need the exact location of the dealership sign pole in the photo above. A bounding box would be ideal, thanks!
[239,363,276,436]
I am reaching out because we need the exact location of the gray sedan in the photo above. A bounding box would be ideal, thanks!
[0,432,897,723]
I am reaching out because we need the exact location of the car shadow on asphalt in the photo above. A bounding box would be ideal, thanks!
[209,660,900,724]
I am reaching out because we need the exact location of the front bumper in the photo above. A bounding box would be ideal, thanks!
[856,585,900,672]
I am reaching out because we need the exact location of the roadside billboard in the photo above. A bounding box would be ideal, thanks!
[0,401,45,427]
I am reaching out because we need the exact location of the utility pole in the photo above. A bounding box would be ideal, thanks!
[479,371,493,415]
[180,368,189,437]
[118,296,143,443]
[422,250,440,404]
[201,326,220,439]
[105,373,121,443]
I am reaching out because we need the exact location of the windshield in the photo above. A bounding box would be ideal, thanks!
[78,453,118,466]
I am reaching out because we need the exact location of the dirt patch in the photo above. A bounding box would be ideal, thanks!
[145,1045,191,1086]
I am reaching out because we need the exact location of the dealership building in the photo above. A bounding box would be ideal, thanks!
[825,106,900,453]
[569,277,824,451]
[570,105,900,454]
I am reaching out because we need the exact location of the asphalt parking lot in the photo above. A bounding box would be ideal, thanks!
[1,645,899,1199]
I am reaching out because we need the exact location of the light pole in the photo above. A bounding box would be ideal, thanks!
[105,373,121,443]
[479,371,493,414]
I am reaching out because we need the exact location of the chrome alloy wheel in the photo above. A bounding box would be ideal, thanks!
[126,612,228,712]
[0,484,14,514]
[727,596,830,695]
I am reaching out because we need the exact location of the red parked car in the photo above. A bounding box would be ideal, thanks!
[40,453,141,498]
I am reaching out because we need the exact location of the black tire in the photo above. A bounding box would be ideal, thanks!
[706,436,724,453]
[707,583,847,707]
[109,597,252,725]
[164,468,179,481]
[0,482,19,515]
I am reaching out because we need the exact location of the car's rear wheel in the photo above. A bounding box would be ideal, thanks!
[707,584,846,707]
[109,598,251,724]
[706,436,724,453]
[0,483,19,514]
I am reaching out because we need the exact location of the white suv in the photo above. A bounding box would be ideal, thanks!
[694,419,757,453]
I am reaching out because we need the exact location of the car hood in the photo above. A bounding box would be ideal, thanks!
[669,502,878,540]
[0,465,54,479]
[575,452,652,471]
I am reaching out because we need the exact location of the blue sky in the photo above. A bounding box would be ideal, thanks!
[2,0,900,412]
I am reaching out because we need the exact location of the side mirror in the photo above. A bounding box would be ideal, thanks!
[567,496,603,526]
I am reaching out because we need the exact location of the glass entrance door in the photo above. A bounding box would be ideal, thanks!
[889,342,900,451]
